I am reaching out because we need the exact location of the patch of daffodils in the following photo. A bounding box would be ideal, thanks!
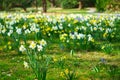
[0,13,119,51]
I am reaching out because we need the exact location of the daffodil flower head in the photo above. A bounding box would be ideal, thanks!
[23,61,29,68]
[29,41,36,49]
[16,28,22,34]
[19,45,26,52]
[37,45,43,52]
[65,69,69,74]
[39,39,47,46]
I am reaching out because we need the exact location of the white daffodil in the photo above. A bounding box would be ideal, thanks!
[88,35,94,42]
[79,33,85,39]
[29,41,36,49]
[16,28,22,34]
[7,30,13,36]
[19,45,26,52]
[86,23,91,26]
[59,25,63,30]
[25,29,31,34]
[94,27,97,31]
[69,33,75,39]
[74,32,78,36]
[88,36,92,41]
[2,28,6,34]
[23,61,29,68]
[37,45,43,52]
[81,26,86,31]
[35,28,39,33]
[106,28,112,33]
[40,39,47,46]
[68,24,71,27]
[99,27,103,31]
[52,26,58,30]
[30,26,36,32]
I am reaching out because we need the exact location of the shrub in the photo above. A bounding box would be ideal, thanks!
[61,0,78,9]
[0,0,35,11]
[106,0,120,12]
[54,0,62,7]
[57,0,96,8]
[82,0,96,7]
[96,0,109,12]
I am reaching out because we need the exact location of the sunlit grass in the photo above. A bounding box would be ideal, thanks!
[0,42,120,80]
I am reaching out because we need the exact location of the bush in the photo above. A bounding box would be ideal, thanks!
[106,0,120,11]
[55,0,62,7]
[0,0,35,11]
[82,0,96,7]
[96,0,109,12]
[0,0,12,10]
[61,0,78,9]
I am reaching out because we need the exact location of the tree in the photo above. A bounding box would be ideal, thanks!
[78,0,82,9]
[0,0,37,11]
[48,0,56,7]
[42,0,47,12]
[78,0,86,9]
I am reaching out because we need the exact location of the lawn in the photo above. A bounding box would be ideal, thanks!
[0,12,120,80]
[47,8,89,14]
[7,7,120,14]
[0,43,120,80]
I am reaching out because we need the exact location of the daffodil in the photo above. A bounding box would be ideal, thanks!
[7,30,13,36]
[88,34,94,42]
[25,29,31,34]
[19,45,26,52]
[16,28,22,34]
[39,39,47,46]
[2,28,6,34]
[37,45,43,52]
[23,61,29,68]
[69,33,75,39]
[60,72,64,77]
[29,41,36,49]
[65,69,69,74]
[103,33,107,38]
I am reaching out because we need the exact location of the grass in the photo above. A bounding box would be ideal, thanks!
[1,7,120,15]
[0,7,95,14]
[0,42,120,80]
[47,8,89,14]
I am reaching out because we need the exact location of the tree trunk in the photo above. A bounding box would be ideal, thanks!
[35,0,38,11]
[0,6,3,10]
[42,0,47,13]
[79,1,82,9]
[48,0,55,7]
[51,0,55,7]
